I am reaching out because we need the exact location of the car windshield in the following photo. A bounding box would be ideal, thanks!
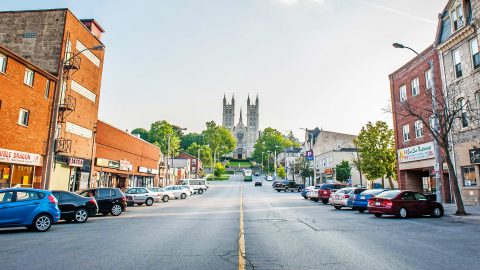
[361,189,387,195]
[375,190,401,199]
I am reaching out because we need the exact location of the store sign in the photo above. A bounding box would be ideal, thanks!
[96,158,110,167]
[398,142,434,163]
[119,160,132,171]
[96,158,120,169]
[0,148,41,166]
[138,167,148,173]
[470,149,480,164]
[68,157,84,167]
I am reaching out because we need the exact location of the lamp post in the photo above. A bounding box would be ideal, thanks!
[393,42,442,203]
[300,128,316,186]
[267,151,271,175]
[261,152,264,175]
[43,45,105,190]
[274,145,280,179]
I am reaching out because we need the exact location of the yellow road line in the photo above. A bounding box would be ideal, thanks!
[238,186,246,270]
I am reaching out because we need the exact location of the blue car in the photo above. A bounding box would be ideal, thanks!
[0,188,60,232]
[352,189,389,213]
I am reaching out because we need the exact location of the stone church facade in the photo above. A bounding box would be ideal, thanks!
[222,95,260,159]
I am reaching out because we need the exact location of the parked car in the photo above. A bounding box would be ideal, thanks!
[266,175,274,181]
[254,172,260,176]
[0,188,60,232]
[255,179,262,186]
[164,186,189,199]
[51,190,98,223]
[147,187,175,202]
[301,186,315,199]
[78,188,126,216]
[181,179,209,194]
[307,186,322,202]
[352,189,389,213]
[329,187,366,209]
[274,181,304,192]
[123,187,160,206]
[178,185,194,196]
[318,183,347,204]
[367,190,444,219]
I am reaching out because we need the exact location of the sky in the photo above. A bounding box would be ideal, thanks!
[1,0,446,140]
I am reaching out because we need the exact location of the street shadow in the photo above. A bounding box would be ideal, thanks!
[0,227,32,234]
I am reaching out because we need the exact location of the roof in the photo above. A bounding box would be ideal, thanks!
[0,44,58,80]
[176,152,198,159]
[98,120,161,153]
[80,19,105,33]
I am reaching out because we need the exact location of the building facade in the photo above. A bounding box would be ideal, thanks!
[0,45,57,189]
[0,9,106,191]
[94,121,160,189]
[222,94,260,159]
[176,152,203,178]
[435,0,480,204]
[389,45,450,198]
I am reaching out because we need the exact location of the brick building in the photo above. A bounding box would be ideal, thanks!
[435,0,480,204]
[94,121,161,189]
[389,45,451,199]
[176,152,203,178]
[0,45,57,189]
[0,9,106,191]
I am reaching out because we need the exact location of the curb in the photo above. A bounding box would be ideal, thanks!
[445,214,480,225]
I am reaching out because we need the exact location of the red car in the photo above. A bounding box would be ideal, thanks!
[367,190,443,219]
[318,183,347,204]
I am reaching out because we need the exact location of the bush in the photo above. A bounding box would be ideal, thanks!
[214,162,226,177]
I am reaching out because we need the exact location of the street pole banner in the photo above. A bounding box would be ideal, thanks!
[305,150,314,161]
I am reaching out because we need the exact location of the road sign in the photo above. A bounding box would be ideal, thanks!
[305,150,314,161]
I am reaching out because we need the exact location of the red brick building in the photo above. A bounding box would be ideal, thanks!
[0,45,57,189]
[93,121,161,189]
[389,45,450,199]
[176,152,204,178]
[0,9,106,191]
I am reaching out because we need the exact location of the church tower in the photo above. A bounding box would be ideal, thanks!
[247,94,259,133]
[222,94,235,131]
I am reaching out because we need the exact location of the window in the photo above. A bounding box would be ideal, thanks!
[470,38,480,69]
[402,124,410,141]
[336,140,342,149]
[0,53,6,73]
[411,77,419,97]
[18,109,29,127]
[24,68,34,86]
[0,191,14,203]
[401,192,415,200]
[16,191,42,202]
[425,69,432,89]
[457,98,469,128]
[414,193,427,201]
[462,166,477,186]
[96,189,110,198]
[451,4,464,31]
[399,85,407,102]
[453,49,462,78]
[414,120,424,138]
[45,80,51,98]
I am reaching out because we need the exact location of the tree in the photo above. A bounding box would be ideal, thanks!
[354,121,397,189]
[293,157,313,185]
[149,120,181,156]
[285,130,301,147]
[181,133,204,150]
[131,128,149,141]
[252,127,297,170]
[186,142,213,166]
[277,166,286,179]
[202,121,236,158]
[335,160,352,183]
[214,162,226,177]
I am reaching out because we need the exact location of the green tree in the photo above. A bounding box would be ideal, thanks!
[285,130,301,147]
[335,160,352,183]
[354,121,397,189]
[131,128,149,141]
[252,127,297,170]
[293,157,313,185]
[181,133,204,150]
[202,121,236,158]
[277,166,286,179]
[214,162,226,177]
[186,142,213,166]
[149,120,181,156]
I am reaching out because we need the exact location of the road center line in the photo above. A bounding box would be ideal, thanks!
[238,185,246,270]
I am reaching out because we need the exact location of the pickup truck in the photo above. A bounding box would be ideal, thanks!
[274,181,304,192]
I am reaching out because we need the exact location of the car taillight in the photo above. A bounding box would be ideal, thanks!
[122,196,126,202]
[89,198,97,205]
[48,194,58,204]
[344,194,350,199]
[368,199,374,206]
[381,200,393,208]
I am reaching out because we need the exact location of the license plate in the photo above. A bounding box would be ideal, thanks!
[375,202,380,206]
[361,196,365,200]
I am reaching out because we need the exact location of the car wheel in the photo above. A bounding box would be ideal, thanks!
[162,195,169,202]
[398,208,408,219]
[297,188,302,192]
[322,199,328,204]
[145,198,154,206]
[277,190,281,192]
[284,187,289,192]
[334,206,342,210]
[303,196,308,199]
[74,208,89,223]
[111,204,122,216]
[374,213,382,218]
[431,207,444,218]
[198,189,204,194]
[358,209,365,213]
[180,193,187,199]
[313,198,319,202]
[33,214,52,232]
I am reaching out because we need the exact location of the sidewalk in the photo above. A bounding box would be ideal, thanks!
[444,203,480,224]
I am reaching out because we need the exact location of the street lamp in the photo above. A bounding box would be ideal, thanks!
[393,42,442,203]
[274,145,280,178]
[300,128,316,186]
[43,45,105,190]
[267,151,271,175]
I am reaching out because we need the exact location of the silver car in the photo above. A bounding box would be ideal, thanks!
[164,185,189,199]
[124,187,160,206]
[147,187,175,202]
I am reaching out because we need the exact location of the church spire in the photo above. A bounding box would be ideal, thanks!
[239,107,243,124]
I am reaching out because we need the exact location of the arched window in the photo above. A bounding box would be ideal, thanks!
[457,98,469,128]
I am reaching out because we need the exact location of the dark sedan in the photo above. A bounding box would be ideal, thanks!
[367,190,444,219]
[52,190,98,223]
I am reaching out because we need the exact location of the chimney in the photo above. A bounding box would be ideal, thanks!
[80,19,105,40]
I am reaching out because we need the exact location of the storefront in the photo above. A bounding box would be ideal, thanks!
[458,148,480,204]
[95,158,132,189]
[50,155,91,191]
[129,167,158,187]
[0,148,42,189]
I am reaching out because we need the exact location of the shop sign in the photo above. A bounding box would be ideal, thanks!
[96,158,110,167]
[119,160,132,171]
[0,148,41,166]
[96,158,120,169]
[139,167,148,173]
[69,157,84,167]
[108,160,120,169]
[470,149,480,164]
[325,168,333,175]
[398,142,434,163]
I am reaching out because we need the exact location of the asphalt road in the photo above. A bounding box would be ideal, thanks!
[2,174,480,270]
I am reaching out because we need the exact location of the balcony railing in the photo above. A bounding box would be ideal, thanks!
[55,138,72,153]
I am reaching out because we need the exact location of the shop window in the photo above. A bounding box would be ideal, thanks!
[462,166,477,186]
[0,53,6,73]
[10,165,33,188]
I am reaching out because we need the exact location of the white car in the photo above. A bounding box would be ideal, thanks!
[124,187,161,206]
[178,185,194,196]
[147,187,175,202]
[181,179,209,194]
[164,185,189,199]
[306,185,321,202]
[302,186,315,199]
[265,175,274,181]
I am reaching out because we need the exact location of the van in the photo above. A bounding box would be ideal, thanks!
[180,179,209,194]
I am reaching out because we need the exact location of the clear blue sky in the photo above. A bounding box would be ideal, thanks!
[1,0,445,139]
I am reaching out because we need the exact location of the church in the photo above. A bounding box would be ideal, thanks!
[222,94,260,160]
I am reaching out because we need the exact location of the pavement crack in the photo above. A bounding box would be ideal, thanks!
[296,218,318,232]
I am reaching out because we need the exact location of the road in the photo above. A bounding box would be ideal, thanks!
[2,174,480,270]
